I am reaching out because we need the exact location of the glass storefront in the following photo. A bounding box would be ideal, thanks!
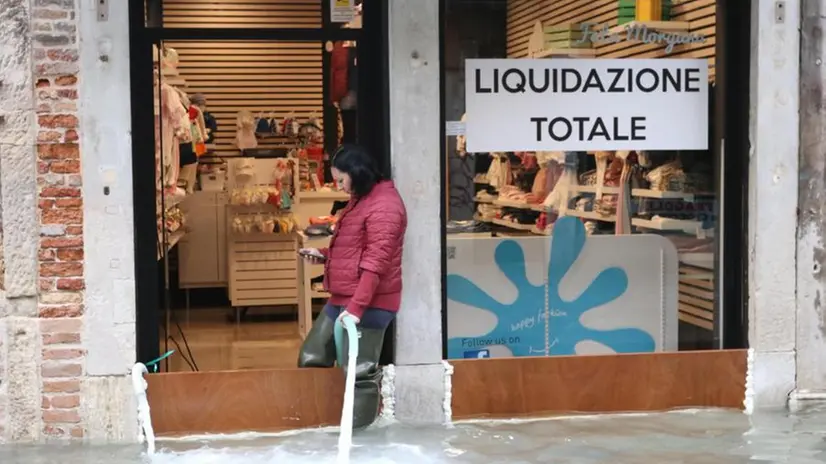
[442,0,739,359]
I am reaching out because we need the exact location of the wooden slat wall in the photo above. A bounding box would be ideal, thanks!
[165,40,323,157]
[507,0,716,79]
[163,0,322,29]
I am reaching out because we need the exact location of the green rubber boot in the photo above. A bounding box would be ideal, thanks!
[342,326,387,430]
[298,311,337,368]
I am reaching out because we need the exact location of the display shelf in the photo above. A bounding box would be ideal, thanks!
[609,21,691,35]
[475,197,495,204]
[568,184,697,201]
[492,218,535,231]
[565,210,617,222]
[491,199,549,212]
[295,190,350,201]
[532,226,551,236]
[493,199,531,209]
[632,217,704,235]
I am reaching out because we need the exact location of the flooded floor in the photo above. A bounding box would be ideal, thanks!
[2,406,826,463]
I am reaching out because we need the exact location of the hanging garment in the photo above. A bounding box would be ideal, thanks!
[190,105,208,156]
[615,153,636,235]
[160,82,187,188]
[255,112,271,134]
[330,42,350,104]
[543,160,564,198]
[340,46,359,110]
[542,153,579,214]
[531,166,548,199]
[235,111,258,151]
[203,111,218,144]
[594,157,623,217]
[336,105,344,145]
[593,151,612,199]
[486,156,502,189]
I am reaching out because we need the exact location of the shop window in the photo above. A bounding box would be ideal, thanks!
[443,0,733,359]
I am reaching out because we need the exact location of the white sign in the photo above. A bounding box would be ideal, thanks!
[330,0,355,23]
[465,59,709,152]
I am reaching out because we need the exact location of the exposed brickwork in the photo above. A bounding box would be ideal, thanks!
[33,0,85,441]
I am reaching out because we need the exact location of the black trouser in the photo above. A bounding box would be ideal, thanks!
[298,304,393,429]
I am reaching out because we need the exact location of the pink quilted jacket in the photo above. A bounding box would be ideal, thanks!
[321,181,407,315]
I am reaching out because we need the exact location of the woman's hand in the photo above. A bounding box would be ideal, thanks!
[298,248,326,265]
[337,310,360,325]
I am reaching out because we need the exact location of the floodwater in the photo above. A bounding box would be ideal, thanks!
[3,406,826,463]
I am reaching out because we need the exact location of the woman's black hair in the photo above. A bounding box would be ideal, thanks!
[331,143,383,197]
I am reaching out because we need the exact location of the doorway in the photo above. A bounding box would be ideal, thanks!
[128,0,391,372]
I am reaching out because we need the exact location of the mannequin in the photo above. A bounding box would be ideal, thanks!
[235,110,257,151]
[162,46,180,74]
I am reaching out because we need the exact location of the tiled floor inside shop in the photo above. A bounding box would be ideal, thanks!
[158,307,317,372]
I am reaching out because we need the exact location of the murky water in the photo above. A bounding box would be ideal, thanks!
[3,406,826,463]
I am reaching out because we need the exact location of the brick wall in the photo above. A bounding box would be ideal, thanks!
[33,1,85,440]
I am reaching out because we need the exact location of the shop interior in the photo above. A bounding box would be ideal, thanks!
[443,0,748,353]
[133,0,391,372]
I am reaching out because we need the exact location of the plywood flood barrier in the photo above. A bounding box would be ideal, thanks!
[146,367,343,436]
[450,350,746,420]
[147,350,745,436]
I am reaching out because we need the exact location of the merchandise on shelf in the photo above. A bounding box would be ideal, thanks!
[231,212,299,235]
[465,145,714,238]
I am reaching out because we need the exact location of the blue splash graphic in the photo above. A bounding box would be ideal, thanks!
[447,216,655,357]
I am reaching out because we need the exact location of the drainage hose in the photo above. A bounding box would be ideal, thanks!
[334,315,359,464]
[131,363,156,455]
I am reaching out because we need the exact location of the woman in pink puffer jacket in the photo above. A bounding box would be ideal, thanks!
[298,144,407,430]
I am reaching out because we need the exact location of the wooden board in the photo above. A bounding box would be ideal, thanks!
[147,350,745,436]
[147,368,344,435]
[450,350,746,419]
[508,0,716,80]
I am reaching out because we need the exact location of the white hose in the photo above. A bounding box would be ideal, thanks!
[335,316,359,464]
[131,363,156,455]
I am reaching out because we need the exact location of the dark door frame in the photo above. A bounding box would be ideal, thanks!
[128,0,391,366]
[715,0,750,349]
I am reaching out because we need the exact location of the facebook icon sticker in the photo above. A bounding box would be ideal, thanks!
[463,349,490,359]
